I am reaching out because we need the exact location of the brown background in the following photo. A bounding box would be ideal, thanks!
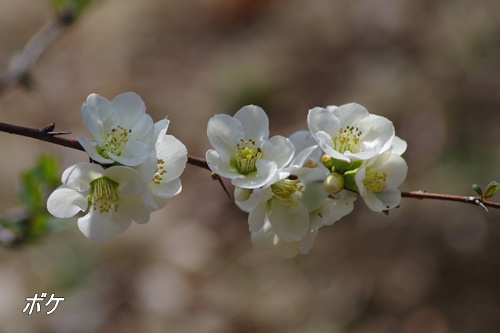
[1,0,500,332]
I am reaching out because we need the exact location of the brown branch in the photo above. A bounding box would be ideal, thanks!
[401,191,500,211]
[0,9,75,94]
[2,121,500,210]
[0,121,210,170]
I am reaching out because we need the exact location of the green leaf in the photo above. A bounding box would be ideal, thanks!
[484,181,499,199]
[472,184,483,196]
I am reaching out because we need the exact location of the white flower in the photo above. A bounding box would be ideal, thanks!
[206,105,295,189]
[251,219,319,258]
[47,163,157,241]
[250,192,356,258]
[135,119,188,209]
[354,149,408,212]
[77,92,155,166]
[307,103,395,162]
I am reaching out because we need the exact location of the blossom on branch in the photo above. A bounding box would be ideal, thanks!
[47,163,157,241]
[77,92,155,166]
[307,103,395,163]
[206,105,295,189]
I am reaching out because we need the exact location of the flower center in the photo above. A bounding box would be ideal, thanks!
[271,179,304,207]
[332,126,361,154]
[153,158,167,184]
[97,125,131,158]
[363,168,387,192]
[88,176,120,213]
[230,139,263,175]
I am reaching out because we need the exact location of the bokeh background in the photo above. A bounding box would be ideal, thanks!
[1,0,500,332]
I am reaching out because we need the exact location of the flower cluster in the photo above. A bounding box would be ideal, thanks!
[207,103,407,257]
[47,93,187,241]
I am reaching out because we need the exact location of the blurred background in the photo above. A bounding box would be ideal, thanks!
[1,0,500,332]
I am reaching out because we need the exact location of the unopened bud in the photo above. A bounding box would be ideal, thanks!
[234,186,253,201]
[323,172,344,194]
[321,154,334,171]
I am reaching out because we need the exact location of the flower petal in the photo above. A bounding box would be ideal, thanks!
[155,135,187,182]
[207,114,244,161]
[108,140,151,166]
[261,135,295,169]
[152,178,182,198]
[233,105,270,145]
[77,135,114,165]
[206,149,240,179]
[307,107,341,142]
[248,201,267,232]
[232,159,277,189]
[332,103,370,125]
[269,200,309,242]
[77,210,132,242]
[47,186,88,218]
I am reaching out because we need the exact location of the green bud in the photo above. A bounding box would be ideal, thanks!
[234,186,253,201]
[484,181,499,199]
[321,154,334,171]
[323,172,344,194]
[472,184,483,196]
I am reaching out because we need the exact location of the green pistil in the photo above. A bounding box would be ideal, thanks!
[333,126,361,154]
[153,159,167,184]
[88,176,120,213]
[230,139,262,175]
[271,179,304,207]
[97,125,131,158]
[363,168,387,192]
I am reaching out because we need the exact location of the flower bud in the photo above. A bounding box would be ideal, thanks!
[323,172,344,194]
[234,186,253,201]
[321,154,334,171]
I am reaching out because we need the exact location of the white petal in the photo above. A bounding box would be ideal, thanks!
[251,220,275,250]
[152,178,182,198]
[261,135,295,169]
[232,159,277,189]
[155,135,187,182]
[288,130,317,153]
[119,196,152,224]
[248,201,267,232]
[377,154,408,190]
[47,186,88,218]
[82,94,119,141]
[307,107,341,142]
[111,92,146,123]
[392,136,407,155]
[77,135,114,165]
[63,163,104,190]
[207,114,244,161]
[233,105,270,145]
[315,194,356,226]
[103,166,155,210]
[275,238,301,258]
[300,181,329,212]
[357,114,395,157]
[107,140,151,166]
[316,131,350,162]
[206,149,241,179]
[365,189,401,212]
[332,103,370,125]
[77,210,132,242]
[269,200,309,242]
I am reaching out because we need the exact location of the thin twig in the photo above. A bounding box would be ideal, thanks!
[401,191,500,210]
[0,10,75,94]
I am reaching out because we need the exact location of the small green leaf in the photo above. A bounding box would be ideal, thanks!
[484,181,499,199]
[472,184,483,196]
